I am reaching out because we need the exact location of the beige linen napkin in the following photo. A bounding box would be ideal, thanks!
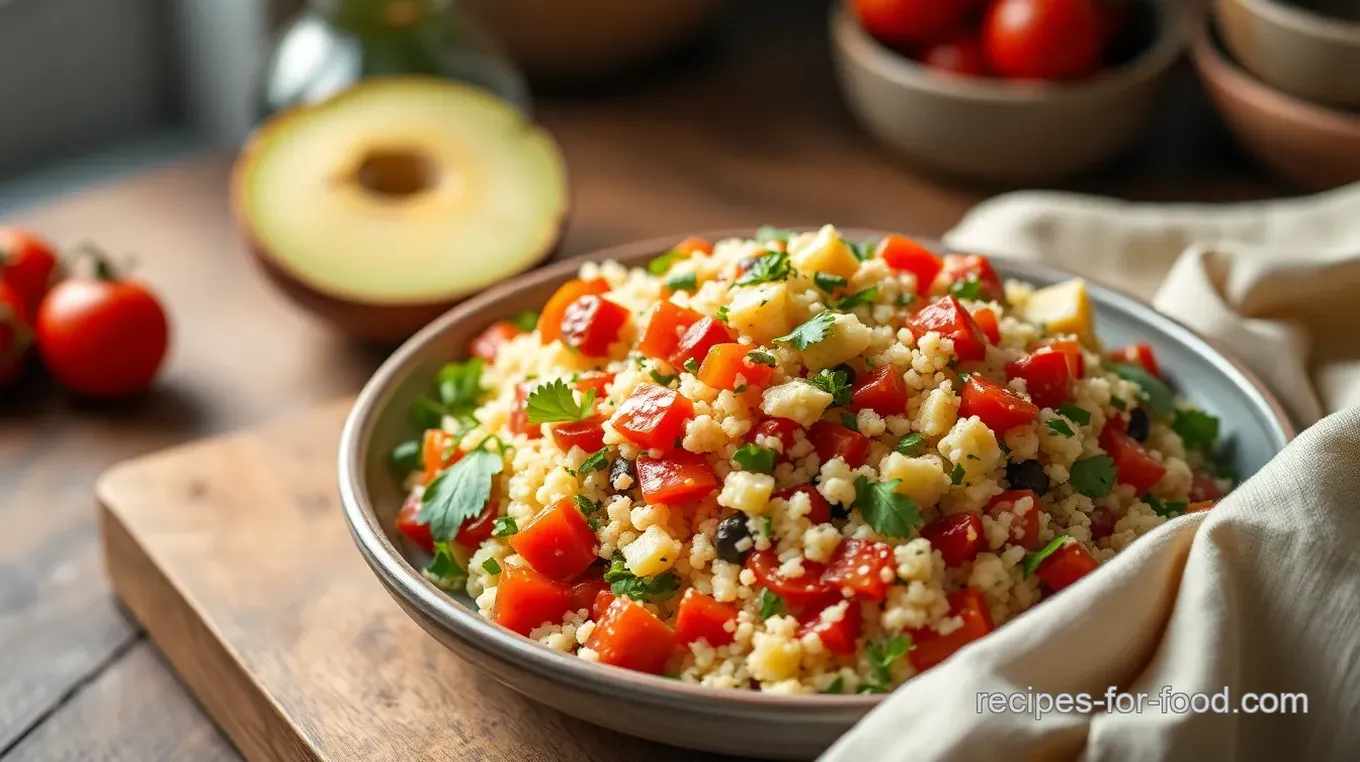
[822,185,1360,761]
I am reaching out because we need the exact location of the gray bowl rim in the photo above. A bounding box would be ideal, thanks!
[339,227,1295,717]
[1226,0,1360,42]
[830,0,1189,103]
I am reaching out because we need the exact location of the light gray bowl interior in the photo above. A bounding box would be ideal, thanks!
[340,229,1293,760]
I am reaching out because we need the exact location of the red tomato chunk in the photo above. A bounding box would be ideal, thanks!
[672,236,714,256]
[1005,350,1073,410]
[973,307,1001,345]
[747,550,830,605]
[1189,470,1224,503]
[550,415,607,453]
[753,417,802,457]
[777,484,831,525]
[851,365,908,416]
[877,234,942,296]
[919,512,984,566]
[941,254,1004,302]
[560,295,630,357]
[395,491,435,553]
[636,451,719,505]
[985,490,1041,550]
[698,343,775,391]
[470,320,522,362]
[572,372,615,397]
[1037,338,1085,378]
[1109,342,1160,377]
[908,296,988,363]
[908,588,994,672]
[422,429,461,486]
[959,374,1039,433]
[1035,541,1099,592]
[808,420,870,468]
[798,599,862,657]
[570,574,609,615]
[668,316,735,369]
[674,588,739,647]
[822,539,896,602]
[509,497,599,581]
[638,301,703,360]
[509,383,543,439]
[456,500,499,549]
[1099,419,1166,493]
[540,278,609,345]
[493,564,575,636]
[586,596,678,675]
[611,383,695,451]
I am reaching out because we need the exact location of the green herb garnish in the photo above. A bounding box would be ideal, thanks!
[511,310,539,332]
[648,249,687,275]
[860,635,911,693]
[732,444,777,474]
[755,226,795,244]
[603,553,680,602]
[390,439,422,472]
[580,447,609,474]
[775,311,836,350]
[747,350,777,366]
[491,516,518,537]
[1070,456,1117,498]
[950,463,966,485]
[1046,419,1075,438]
[1145,495,1188,518]
[482,558,502,575]
[823,675,844,694]
[1023,536,1069,577]
[1172,409,1220,455]
[853,476,922,538]
[832,287,879,310]
[848,239,878,262]
[1058,403,1092,426]
[735,250,793,286]
[841,413,859,431]
[758,588,784,619]
[808,366,853,406]
[1108,363,1175,415]
[683,358,700,374]
[425,541,466,586]
[666,272,698,292]
[895,434,925,456]
[715,305,730,323]
[649,369,677,385]
[949,277,984,301]
[814,272,848,293]
[419,450,504,541]
[525,379,597,424]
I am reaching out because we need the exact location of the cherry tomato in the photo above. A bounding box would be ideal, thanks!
[822,539,896,602]
[973,307,1001,345]
[455,500,500,549]
[36,252,169,398]
[638,301,703,360]
[550,415,607,454]
[1005,350,1073,410]
[876,235,942,296]
[0,280,31,388]
[0,228,61,322]
[493,564,575,636]
[671,236,714,257]
[752,417,802,458]
[509,497,599,581]
[1088,507,1115,540]
[539,278,609,345]
[1035,540,1100,591]
[920,32,992,77]
[776,485,831,525]
[674,588,739,647]
[610,382,695,452]
[940,254,1005,303]
[1189,470,1224,503]
[746,550,831,605]
[959,373,1039,433]
[907,296,989,363]
[908,588,994,672]
[984,0,1105,81]
[1108,342,1160,377]
[985,490,1041,550]
[560,295,630,357]
[668,316,734,370]
[851,0,973,47]
[919,512,985,566]
[635,451,719,505]
[798,599,862,656]
[1099,419,1166,493]
[808,420,871,468]
[850,365,908,416]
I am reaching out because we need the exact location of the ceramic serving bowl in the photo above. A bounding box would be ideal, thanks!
[829,0,1188,186]
[338,230,1293,760]
[1215,0,1360,109]
[1193,17,1360,190]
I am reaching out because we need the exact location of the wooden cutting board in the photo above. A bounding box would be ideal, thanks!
[97,400,744,762]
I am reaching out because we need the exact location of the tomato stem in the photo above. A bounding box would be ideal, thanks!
[68,241,123,281]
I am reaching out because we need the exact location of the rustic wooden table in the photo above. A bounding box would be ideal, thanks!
[0,1,1285,759]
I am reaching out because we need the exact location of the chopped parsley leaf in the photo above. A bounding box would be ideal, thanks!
[665,272,698,292]
[482,558,502,575]
[848,239,878,262]
[424,541,466,586]
[491,516,518,537]
[763,516,774,537]
[1109,397,1128,411]
[757,588,784,619]
[1070,456,1117,498]
[573,494,601,518]
[408,396,447,430]
[1022,536,1068,577]
[814,272,848,293]
[1145,495,1188,518]
[747,350,777,366]
[715,305,730,323]
[895,293,916,307]
[1058,403,1092,426]
[949,277,984,301]
[1108,363,1175,415]
[649,369,677,385]
[419,449,504,541]
[735,250,793,286]
[841,413,859,431]
[895,433,925,455]
[823,675,844,694]
[683,358,700,374]
[853,476,922,538]
[775,311,836,350]
[861,635,911,693]
[525,378,596,424]
[732,443,777,474]
[831,287,879,310]
[511,310,539,332]
[580,447,610,474]
[647,248,687,275]
[1046,419,1076,437]
[950,463,966,485]
[603,552,680,602]
[390,439,422,472]
[808,366,853,406]
[1172,408,1220,454]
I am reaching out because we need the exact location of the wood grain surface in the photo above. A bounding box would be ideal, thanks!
[0,0,1284,759]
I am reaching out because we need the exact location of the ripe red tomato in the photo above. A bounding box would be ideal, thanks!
[0,281,30,387]
[919,33,992,77]
[852,0,973,47]
[35,256,169,398]
[0,228,61,322]
[983,0,1105,81]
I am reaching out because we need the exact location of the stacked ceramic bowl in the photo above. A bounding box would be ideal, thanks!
[1197,0,1360,189]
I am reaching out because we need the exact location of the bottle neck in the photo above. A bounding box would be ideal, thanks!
[310,0,450,32]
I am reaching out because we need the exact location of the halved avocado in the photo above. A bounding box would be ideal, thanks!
[233,77,568,341]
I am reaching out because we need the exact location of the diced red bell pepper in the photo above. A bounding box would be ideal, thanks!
[908,296,988,363]
[753,417,802,456]
[1185,500,1217,514]
[960,374,1039,433]
[572,372,616,398]
[674,588,739,647]
[550,415,607,454]
[672,236,714,256]
[850,365,908,416]
[638,301,703,360]
[509,383,544,439]
[470,320,523,362]
[1005,350,1073,410]
[808,420,871,468]
[560,295,630,357]
[798,599,862,656]
[611,382,695,451]
[1035,541,1099,592]
[822,539,896,602]
[1099,420,1167,493]
[592,589,617,620]
[776,484,831,525]
[1088,508,1115,540]
[669,317,736,369]
[973,307,1001,345]
[509,497,600,581]
[985,490,1041,550]
[636,451,719,505]
[571,574,610,614]
[908,588,994,672]
[422,429,462,486]
[1109,342,1160,377]
[919,512,985,566]
[456,497,500,548]
[395,491,435,553]
[1036,338,1085,378]
[1189,470,1224,503]
[877,234,943,296]
[540,278,609,345]
[586,596,679,675]
[941,254,1005,303]
[698,343,776,391]
[493,564,575,636]
[747,549,831,605]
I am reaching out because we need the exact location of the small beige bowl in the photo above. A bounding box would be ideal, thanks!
[1215,0,1360,109]
[829,0,1188,186]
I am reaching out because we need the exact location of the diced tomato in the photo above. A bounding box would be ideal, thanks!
[798,599,862,656]
[672,236,714,256]
[698,343,776,391]
[777,484,831,525]
[941,254,1005,303]
[919,512,985,566]
[747,550,831,605]
[540,278,609,345]
[611,382,695,451]
[850,365,908,416]
[635,451,719,505]
[560,295,630,357]
[973,307,1001,344]
[1189,470,1224,503]
[509,383,543,439]
[1185,500,1218,514]
[586,596,678,675]
[808,420,871,468]
[674,588,739,647]
[509,497,599,581]
[395,491,435,553]
[1109,342,1160,377]
[877,234,942,296]
[470,320,523,362]
[1035,541,1100,592]
[1088,508,1115,540]
[1037,338,1085,378]
[550,415,607,454]
[822,539,896,602]
[573,372,616,398]
[455,499,499,548]
[571,574,610,614]
[907,296,988,363]
[421,429,462,485]
[1005,350,1073,410]
[908,588,994,672]
[638,301,703,360]
[592,589,617,620]
[669,317,735,369]
[1099,420,1167,493]
[985,490,1041,550]
[753,417,802,457]
[960,374,1039,433]
[493,564,575,636]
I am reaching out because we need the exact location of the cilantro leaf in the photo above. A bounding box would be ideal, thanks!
[841,412,858,431]
[1046,419,1075,438]
[580,447,609,474]
[1108,363,1175,415]
[714,305,730,323]
[1145,495,1188,518]
[1172,408,1220,454]
[814,272,848,293]
[1058,403,1091,426]
[418,449,505,542]
[848,239,878,262]
[1023,536,1069,577]
[1109,396,1128,411]
[649,369,677,385]
[511,310,539,332]
[666,272,698,292]
[823,675,844,694]
[603,553,680,602]
[950,463,965,485]
[648,248,687,275]
[895,434,925,456]
[408,397,447,430]
[683,358,700,374]
[808,366,853,406]
[758,588,784,619]
[735,250,793,286]
[861,634,911,692]
[1070,456,1116,498]
[832,287,879,310]
[755,226,795,244]
[390,439,422,472]
[853,476,922,538]
[437,358,487,411]
[746,350,777,366]
[491,516,518,537]
[525,379,597,424]
[775,311,837,351]
[949,277,984,301]
[573,494,601,518]
[482,558,502,575]
[425,541,466,587]
[732,444,777,474]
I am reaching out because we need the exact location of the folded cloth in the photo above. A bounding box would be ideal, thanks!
[821,184,1360,762]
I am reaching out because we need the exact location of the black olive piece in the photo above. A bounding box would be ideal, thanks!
[736,255,760,276]
[715,514,754,564]
[608,457,636,489]
[1006,459,1050,495]
[1127,407,1151,443]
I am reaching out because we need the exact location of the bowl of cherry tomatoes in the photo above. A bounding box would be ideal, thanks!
[831,0,1189,185]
